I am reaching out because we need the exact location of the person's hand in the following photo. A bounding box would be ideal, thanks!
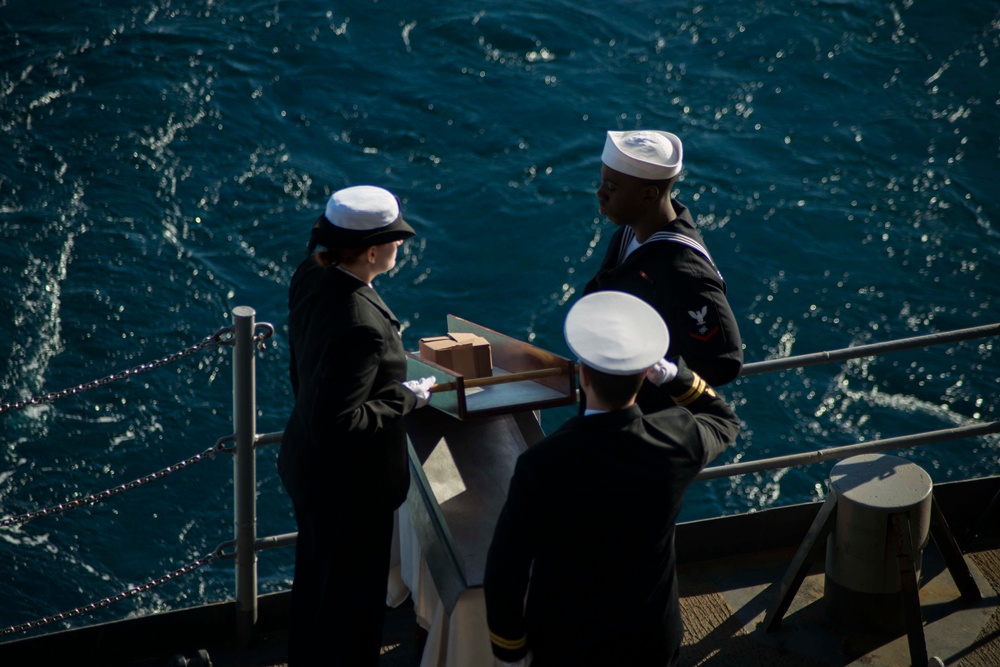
[645,357,678,386]
[403,376,436,408]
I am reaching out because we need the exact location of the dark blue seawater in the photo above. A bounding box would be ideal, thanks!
[1,0,997,634]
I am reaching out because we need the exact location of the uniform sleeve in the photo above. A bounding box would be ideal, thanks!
[662,358,740,465]
[311,321,417,441]
[484,457,538,662]
[661,269,743,387]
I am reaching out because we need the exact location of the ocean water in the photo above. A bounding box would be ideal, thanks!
[1,0,997,635]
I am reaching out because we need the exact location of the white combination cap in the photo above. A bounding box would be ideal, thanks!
[311,185,415,251]
[564,291,670,375]
[325,185,401,231]
[601,130,683,180]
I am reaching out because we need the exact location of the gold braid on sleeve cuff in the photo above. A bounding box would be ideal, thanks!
[671,373,716,407]
[490,630,527,651]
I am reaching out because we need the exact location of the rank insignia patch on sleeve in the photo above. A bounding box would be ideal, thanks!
[687,305,719,342]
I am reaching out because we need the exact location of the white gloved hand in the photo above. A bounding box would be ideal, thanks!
[645,357,678,386]
[403,376,436,408]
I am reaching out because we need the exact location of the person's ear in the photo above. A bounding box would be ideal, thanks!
[642,184,661,202]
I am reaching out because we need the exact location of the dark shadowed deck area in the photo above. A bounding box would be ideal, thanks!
[1,477,996,667]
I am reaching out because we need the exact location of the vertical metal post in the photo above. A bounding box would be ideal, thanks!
[232,306,258,647]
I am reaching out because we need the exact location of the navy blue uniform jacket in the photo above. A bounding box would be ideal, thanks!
[484,363,740,666]
[278,257,417,512]
[584,199,743,399]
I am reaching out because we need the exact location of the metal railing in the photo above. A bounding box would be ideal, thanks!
[737,322,1000,377]
[231,306,260,647]
[236,321,1000,643]
[0,316,258,640]
[1,311,996,647]
[699,321,1000,480]
[696,421,1000,481]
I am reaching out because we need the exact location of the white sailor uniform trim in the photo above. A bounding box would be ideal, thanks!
[616,227,725,284]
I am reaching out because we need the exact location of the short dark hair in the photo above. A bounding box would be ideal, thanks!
[584,365,644,408]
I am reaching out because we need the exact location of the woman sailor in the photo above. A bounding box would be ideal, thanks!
[278,185,435,666]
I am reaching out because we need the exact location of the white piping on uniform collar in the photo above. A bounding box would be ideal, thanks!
[616,226,724,283]
[335,264,373,288]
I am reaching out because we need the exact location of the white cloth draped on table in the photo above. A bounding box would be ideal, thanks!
[387,506,494,667]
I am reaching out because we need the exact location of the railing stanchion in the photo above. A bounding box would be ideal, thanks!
[232,306,258,647]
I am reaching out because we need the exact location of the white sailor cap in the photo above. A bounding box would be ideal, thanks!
[601,130,683,180]
[311,185,415,250]
[564,291,670,375]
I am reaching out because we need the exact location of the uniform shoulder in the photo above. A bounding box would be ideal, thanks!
[629,239,722,287]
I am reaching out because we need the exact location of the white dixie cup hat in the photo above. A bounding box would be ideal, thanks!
[601,130,683,180]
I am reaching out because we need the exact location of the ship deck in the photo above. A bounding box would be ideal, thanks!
[407,539,998,667]
[202,526,1000,667]
[2,477,996,667]
[223,478,1000,667]
[673,532,999,667]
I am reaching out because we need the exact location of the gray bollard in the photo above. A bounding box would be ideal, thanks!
[824,453,933,633]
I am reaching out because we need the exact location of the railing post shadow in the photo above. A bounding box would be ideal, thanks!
[232,306,258,647]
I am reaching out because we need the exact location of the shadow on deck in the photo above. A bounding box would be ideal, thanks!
[204,529,1000,667]
[1,477,996,667]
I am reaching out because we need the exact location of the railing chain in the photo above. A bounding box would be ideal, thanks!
[0,313,275,642]
[0,327,235,416]
[0,545,226,637]
[0,438,232,529]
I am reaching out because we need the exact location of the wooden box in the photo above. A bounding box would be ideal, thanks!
[419,333,493,380]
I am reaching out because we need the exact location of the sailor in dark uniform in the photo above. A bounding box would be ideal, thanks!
[278,186,435,666]
[484,290,741,667]
[584,130,743,411]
